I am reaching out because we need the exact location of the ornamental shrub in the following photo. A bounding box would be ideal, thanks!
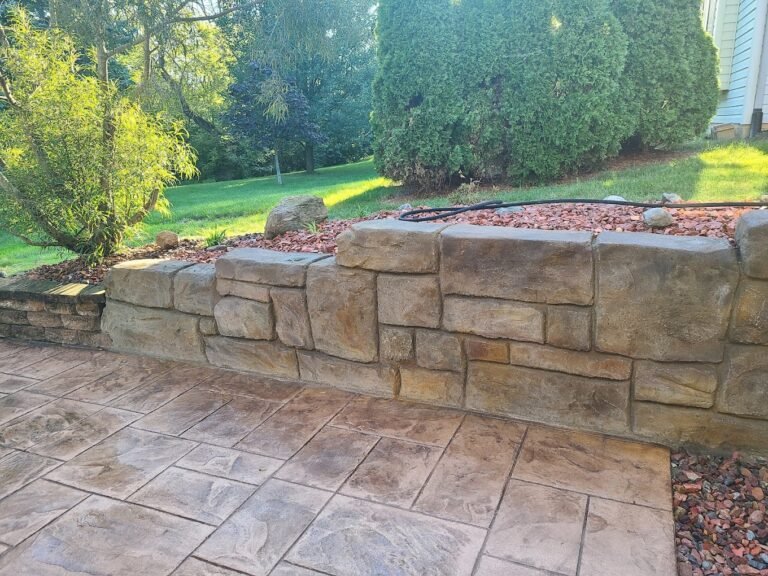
[612,0,719,150]
[373,0,719,189]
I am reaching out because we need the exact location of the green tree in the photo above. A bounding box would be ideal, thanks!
[612,0,719,149]
[0,11,195,258]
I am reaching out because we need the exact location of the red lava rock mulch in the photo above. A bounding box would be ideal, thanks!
[674,451,768,576]
[22,203,762,286]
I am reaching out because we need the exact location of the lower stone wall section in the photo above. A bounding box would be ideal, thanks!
[0,279,108,348]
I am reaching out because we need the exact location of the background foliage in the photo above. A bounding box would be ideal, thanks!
[373,0,720,190]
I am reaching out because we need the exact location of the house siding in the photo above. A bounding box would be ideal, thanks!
[713,0,759,125]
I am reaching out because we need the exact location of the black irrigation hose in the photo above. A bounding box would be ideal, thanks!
[398,198,768,223]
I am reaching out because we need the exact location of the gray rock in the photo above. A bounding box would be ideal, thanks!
[495,206,523,215]
[662,193,683,204]
[595,232,739,361]
[264,196,328,239]
[155,231,179,250]
[603,195,627,202]
[0,271,6,278]
[398,203,413,212]
[736,211,768,279]
[101,300,206,362]
[441,225,594,305]
[205,245,226,252]
[643,208,674,228]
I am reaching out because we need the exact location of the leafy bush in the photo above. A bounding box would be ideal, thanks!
[612,0,719,149]
[0,12,195,260]
[373,0,718,189]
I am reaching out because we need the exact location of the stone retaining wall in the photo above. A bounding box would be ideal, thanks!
[0,279,108,347]
[100,211,768,453]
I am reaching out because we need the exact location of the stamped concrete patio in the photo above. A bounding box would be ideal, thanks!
[0,340,675,576]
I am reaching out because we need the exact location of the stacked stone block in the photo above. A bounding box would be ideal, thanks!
[0,279,108,347]
[94,211,768,454]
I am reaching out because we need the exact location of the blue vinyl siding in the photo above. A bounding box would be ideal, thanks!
[713,0,758,124]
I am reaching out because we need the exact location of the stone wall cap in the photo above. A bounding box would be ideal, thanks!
[217,248,328,269]
[347,219,451,234]
[110,259,194,273]
[0,278,105,303]
[597,231,734,253]
[442,224,593,243]
[736,210,768,234]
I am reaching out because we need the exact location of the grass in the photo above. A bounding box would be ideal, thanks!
[2,139,768,275]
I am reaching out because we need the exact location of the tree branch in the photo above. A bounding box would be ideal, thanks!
[106,0,262,58]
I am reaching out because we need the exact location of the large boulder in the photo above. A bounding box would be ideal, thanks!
[264,196,328,239]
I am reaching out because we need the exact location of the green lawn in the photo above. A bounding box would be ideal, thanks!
[2,139,768,275]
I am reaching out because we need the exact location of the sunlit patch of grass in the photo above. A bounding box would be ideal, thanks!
[322,177,393,207]
[692,143,768,201]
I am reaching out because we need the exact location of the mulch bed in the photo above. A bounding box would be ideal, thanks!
[674,451,768,576]
[22,203,761,285]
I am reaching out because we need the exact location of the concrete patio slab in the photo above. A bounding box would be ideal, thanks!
[0,341,677,576]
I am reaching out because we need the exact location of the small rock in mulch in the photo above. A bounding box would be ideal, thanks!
[663,193,685,204]
[644,207,675,228]
[603,195,628,202]
[673,450,768,576]
[155,231,179,250]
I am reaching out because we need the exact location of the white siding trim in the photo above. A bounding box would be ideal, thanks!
[744,0,768,124]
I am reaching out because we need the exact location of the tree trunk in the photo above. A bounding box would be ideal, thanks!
[274,150,283,185]
[305,143,315,174]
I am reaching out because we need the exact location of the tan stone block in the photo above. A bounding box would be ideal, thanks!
[718,345,768,419]
[174,263,218,316]
[546,305,591,351]
[75,302,102,316]
[101,300,206,363]
[60,314,101,332]
[399,367,464,408]
[507,342,631,380]
[271,288,313,349]
[26,311,63,328]
[465,338,509,363]
[730,279,768,344]
[298,351,397,397]
[0,310,27,325]
[633,361,717,408]
[467,362,629,434]
[199,317,218,336]
[336,220,448,273]
[44,327,80,345]
[379,326,413,362]
[44,302,76,315]
[736,210,768,279]
[216,279,271,302]
[633,402,768,454]
[306,259,377,362]
[106,259,193,309]
[595,232,738,362]
[0,299,44,312]
[205,336,298,379]
[415,330,463,371]
[377,275,440,328]
[214,297,274,341]
[215,248,327,287]
[443,296,545,342]
[441,225,594,305]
